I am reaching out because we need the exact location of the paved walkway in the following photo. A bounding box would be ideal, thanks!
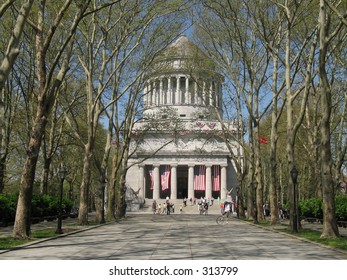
[0,213,346,260]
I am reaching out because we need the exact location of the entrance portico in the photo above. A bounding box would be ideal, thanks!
[142,163,228,200]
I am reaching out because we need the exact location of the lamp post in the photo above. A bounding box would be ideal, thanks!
[290,165,299,233]
[253,181,258,224]
[100,180,106,224]
[122,184,127,217]
[56,166,67,234]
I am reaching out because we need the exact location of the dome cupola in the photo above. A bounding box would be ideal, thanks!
[143,35,223,120]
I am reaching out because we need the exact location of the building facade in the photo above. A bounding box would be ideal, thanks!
[125,36,241,203]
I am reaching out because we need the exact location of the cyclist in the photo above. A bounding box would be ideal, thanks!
[216,201,232,225]
[223,201,231,218]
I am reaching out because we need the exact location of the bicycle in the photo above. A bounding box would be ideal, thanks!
[216,212,232,225]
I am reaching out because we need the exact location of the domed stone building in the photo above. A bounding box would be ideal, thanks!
[125,35,241,206]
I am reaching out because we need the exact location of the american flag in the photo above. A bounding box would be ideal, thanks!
[194,165,206,191]
[160,165,171,191]
[212,165,220,191]
[148,166,154,190]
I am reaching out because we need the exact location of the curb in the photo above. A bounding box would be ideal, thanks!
[0,222,111,255]
[237,217,347,258]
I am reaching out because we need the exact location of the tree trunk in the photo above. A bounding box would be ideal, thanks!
[254,119,264,223]
[115,171,127,219]
[40,156,52,194]
[13,107,47,239]
[0,160,4,193]
[106,150,118,221]
[319,0,339,238]
[269,55,279,225]
[115,144,131,219]
[78,142,93,225]
[13,1,48,238]
[247,114,254,221]
[285,7,297,230]
[236,173,246,219]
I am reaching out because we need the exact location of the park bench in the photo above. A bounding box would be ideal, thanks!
[304,218,346,228]
[337,221,347,228]
[305,217,318,223]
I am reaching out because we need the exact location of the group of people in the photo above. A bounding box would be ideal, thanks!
[185,197,214,215]
[152,197,183,215]
[152,200,175,215]
[183,197,215,207]
[198,200,209,215]
[261,201,289,219]
[151,196,216,215]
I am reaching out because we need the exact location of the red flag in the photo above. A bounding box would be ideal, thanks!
[212,165,220,191]
[160,165,171,191]
[259,135,268,144]
[194,165,206,191]
[148,167,154,190]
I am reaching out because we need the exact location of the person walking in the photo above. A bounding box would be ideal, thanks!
[166,202,171,215]
[162,203,167,214]
[152,200,157,214]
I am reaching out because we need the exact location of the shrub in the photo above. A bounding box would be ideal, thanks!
[31,195,45,218]
[0,194,17,224]
[62,197,73,214]
[299,195,347,221]
[299,197,323,219]
[0,194,73,226]
[335,195,347,221]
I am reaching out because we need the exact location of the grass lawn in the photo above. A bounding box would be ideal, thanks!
[0,228,72,250]
[244,219,347,251]
[295,229,347,251]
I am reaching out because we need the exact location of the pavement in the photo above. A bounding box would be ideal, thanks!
[0,209,346,260]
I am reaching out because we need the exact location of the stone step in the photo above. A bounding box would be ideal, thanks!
[142,199,223,214]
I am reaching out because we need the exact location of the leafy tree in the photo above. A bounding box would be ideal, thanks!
[13,0,92,239]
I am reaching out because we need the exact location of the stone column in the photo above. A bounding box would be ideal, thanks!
[205,165,212,199]
[203,81,206,105]
[168,77,172,104]
[152,81,156,105]
[148,82,152,106]
[153,165,160,200]
[221,165,227,200]
[210,81,214,106]
[188,165,194,200]
[194,81,198,105]
[159,78,163,105]
[176,76,180,104]
[143,84,148,107]
[139,165,145,199]
[218,83,222,108]
[155,81,159,105]
[185,76,189,104]
[170,165,177,199]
